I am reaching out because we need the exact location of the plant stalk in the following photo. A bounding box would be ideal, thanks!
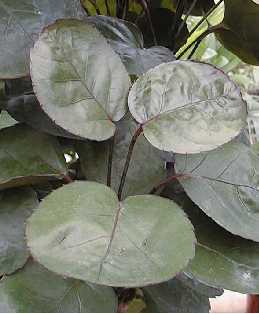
[150,174,190,194]
[118,126,143,200]
[107,131,116,187]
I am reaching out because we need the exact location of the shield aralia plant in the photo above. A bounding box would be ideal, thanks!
[0,0,258,312]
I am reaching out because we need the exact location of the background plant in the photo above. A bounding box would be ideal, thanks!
[0,0,258,312]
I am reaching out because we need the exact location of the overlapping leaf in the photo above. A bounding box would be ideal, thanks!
[30,19,130,141]
[77,116,167,198]
[0,188,38,276]
[0,0,85,78]
[143,273,222,312]
[26,181,195,287]
[7,95,81,139]
[216,0,259,65]
[0,260,118,312]
[175,140,259,241]
[128,60,247,153]
[87,15,175,75]
[0,124,67,190]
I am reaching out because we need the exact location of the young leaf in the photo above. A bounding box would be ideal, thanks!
[128,60,247,153]
[0,260,118,312]
[86,15,175,75]
[77,116,167,198]
[216,0,259,65]
[0,0,85,79]
[0,124,67,190]
[143,273,222,312]
[30,19,130,141]
[175,140,259,242]
[178,196,259,294]
[26,181,195,287]
[0,188,38,276]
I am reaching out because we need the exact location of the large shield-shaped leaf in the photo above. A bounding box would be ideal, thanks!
[0,260,118,312]
[0,124,67,190]
[30,19,130,141]
[0,188,38,276]
[86,15,175,76]
[128,60,247,153]
[26,181,195,287]
[216,0,259,65]
[143,273,222,312]
[175,140,259,241]
[77,116,167,199]
[0,0,85,79]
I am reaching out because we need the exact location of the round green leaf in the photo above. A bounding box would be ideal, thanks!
[0,124,67,190]
[0,0,85,79]
[175,140,259,241]
[128,61,247,153]
[0,188,38,276]
[26,181,195,287]
[0,260,117,312]
[30,19,130,141]
[177,196,259,294]
[86,15,175,75]
[77,115,167,199]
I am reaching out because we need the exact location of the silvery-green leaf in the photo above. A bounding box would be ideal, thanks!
[0,188,38,275]
[30,19,130,141]
[0,0,85,79]
[0,124,67,190]
[128,61,247,153]
[175,140,259,241]
[0,260,118,313]
[26,181,195,287]
[77,116,167,199]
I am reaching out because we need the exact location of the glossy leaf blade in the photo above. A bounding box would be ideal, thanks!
[178,196,259,294]
[175,140,259,241]
[26,181,195,287]
[30,19,130,141]
[128,61,247,153]
[0,124,67,190]
[0,0,85,79]
[0,260,117,312]
[0,188,38,276]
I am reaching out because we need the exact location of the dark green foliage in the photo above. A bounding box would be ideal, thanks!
[0,0,257,312]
